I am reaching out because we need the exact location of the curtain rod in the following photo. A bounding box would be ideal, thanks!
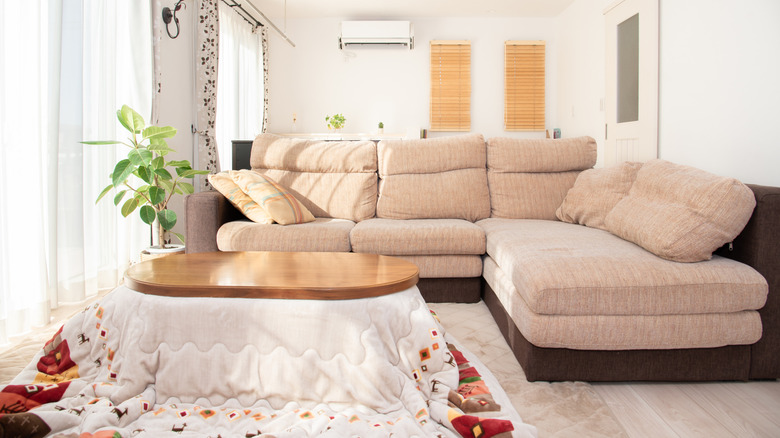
[243,0,296,47]
[222,0,296,47]
[221,0,263,30]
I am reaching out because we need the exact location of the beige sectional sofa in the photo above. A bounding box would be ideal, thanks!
[185,133,780,382]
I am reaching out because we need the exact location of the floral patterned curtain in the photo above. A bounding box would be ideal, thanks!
[196,0,220,190]
[262,27,269,133]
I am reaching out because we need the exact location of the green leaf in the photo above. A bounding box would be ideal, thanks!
[142,125,177,141]
[96,184,113,204]
[167,160,192,167]
[178,168,210,178]
[128,149,154,166]
[148,186,165,205]
[111,159,135,187]
[154,168,173,181]
[151,156,165,170]
[119,105,145,134]
[157,209,177,230]
[178,182,195,194]
[147,141,174,156]
[139,205,156,225]
[175,166,192,177]
[113,190,127,206]
[171,231,186,245]
[137,166,154,185]
[157,179,174,192]
[120,197,139,217]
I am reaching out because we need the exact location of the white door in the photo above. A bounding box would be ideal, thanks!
[604,0,658,167]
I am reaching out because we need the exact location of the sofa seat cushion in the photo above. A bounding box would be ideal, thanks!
[397,255,483,278]
[217,218,354,252]
[350,219,486,255]
[478,218,768,316]
[376,134,490,221]
[483,256,763,350]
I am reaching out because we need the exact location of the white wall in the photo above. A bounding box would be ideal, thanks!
[556,0,612,167]
[155,2,196,238]
[658,0,780,186]
[266,17,558,139]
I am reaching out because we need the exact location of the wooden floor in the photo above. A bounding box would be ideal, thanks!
[592,380,780,437]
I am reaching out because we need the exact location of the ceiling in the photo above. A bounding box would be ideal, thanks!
[245,0,577,20]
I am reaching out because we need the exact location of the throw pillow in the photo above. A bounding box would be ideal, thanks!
[208,171,273,224]
[231,170,315,225]
[604,159,756,262]
[556,161,643,230]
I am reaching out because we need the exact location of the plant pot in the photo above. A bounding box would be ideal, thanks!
[140,244,185,262]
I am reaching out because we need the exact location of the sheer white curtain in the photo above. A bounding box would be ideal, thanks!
[216,6,265,169]
[0,0,151,345]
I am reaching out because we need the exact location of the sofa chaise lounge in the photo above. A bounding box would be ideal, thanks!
[185,133,779,382]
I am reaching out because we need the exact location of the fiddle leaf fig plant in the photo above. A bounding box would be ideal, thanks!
[82,105,209,248]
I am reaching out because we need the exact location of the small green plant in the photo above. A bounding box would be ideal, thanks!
[82,105,209,248]
[378,122,384,129]
[325,113,346,130]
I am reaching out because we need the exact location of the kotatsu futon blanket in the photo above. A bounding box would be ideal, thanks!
[0,286,536,437]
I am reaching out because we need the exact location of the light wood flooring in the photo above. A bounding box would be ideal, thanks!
[593,380,780,437]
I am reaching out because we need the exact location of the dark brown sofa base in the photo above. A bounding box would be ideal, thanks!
[483,284,752,382]
[418,277,482,303]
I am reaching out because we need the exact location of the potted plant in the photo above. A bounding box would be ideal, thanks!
[325,113,346,131]
[82,105,209,253]
[378,121,384,134]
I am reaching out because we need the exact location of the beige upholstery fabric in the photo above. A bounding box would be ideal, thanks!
[350,219,485,255]
[488,172,580,219]
[604,159,757,262]
[251,133,377,172]
[556,162,643,230]
[397,255,483,278]
[207,171,273,224]
[486,136,597,173]
[485,137,596,220]
[217,218,354,252]
[483,256,764,350]
[249,134,378,222]
[262,170,377,222]
[377,134,490,221]
[478,218,768,316]
[378,134,486,176]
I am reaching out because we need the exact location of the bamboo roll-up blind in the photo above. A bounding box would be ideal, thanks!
[430,40,471,132]
[505,41,545,131]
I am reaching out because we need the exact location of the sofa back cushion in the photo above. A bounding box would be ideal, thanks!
[604,159,756,262]
[486,136,597,219]
[250,134,378,221]
[376,133,490,221]
[556,161,643,230]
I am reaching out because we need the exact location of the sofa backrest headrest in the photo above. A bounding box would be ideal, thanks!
[485,136,597,219]
[376,133,490,222]
[250,133,378,222]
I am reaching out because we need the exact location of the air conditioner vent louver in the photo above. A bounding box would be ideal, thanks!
[339,21,414,49]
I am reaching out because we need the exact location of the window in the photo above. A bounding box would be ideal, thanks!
[504,41,545,131]
[430,40,471,132]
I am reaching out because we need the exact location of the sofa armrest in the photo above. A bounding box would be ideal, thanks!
[716,184,780,378]
[184,191,243,253]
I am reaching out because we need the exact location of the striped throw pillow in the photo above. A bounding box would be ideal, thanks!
[208,171,273,224]
[231,170,315,225]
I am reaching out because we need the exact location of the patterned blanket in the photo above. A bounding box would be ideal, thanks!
[0,286,536,437]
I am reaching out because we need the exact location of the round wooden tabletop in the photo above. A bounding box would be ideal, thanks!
[124,251,420,300]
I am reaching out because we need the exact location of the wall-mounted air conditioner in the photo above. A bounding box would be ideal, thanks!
[339,21,414,49]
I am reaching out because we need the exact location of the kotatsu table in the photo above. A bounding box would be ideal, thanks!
[123,250,420,300]
[3,251,532,437]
